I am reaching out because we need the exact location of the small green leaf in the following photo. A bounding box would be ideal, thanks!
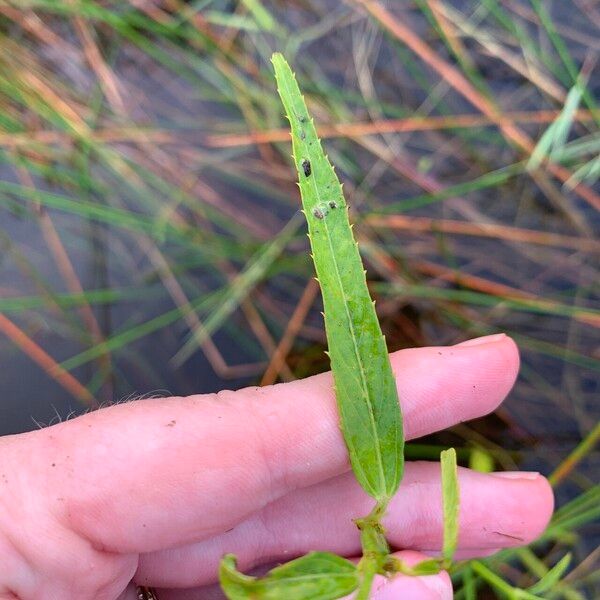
[441,448,460,564]
[219,552,360,600]
[271,52,404,504]
[401,558,442,576]
[527,553,572,595]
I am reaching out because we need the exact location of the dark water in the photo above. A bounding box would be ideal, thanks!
[0,199,255,435]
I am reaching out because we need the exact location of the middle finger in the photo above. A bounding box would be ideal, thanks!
[135,463,552,588]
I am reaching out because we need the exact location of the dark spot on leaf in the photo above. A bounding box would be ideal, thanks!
[301,159,311,177]
[329,200,337,209]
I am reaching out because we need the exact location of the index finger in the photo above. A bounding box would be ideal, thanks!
[4,334,518,554]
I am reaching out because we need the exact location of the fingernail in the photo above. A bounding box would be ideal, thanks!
[492,471,540,480]
[455,333,507,347]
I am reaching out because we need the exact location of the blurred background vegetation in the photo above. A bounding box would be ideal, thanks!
[0,0,598,597]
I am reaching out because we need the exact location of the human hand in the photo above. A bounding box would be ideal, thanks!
[0,334,553,599]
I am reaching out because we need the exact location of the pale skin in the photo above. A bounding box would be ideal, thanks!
[0,334,554,599]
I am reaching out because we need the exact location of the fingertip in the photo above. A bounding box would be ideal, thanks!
[372,551,452,600]
[454,333,508,347]
[468,470,554,547]
[393,334,520,440]
[521,473,554,542]
[384,464,554,553]
[492,334,520,392]
[459,333,520,400]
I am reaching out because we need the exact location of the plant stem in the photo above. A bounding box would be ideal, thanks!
[355,560,377,600]
[355,501,391,599]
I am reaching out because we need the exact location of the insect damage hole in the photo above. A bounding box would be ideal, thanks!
[301,159,311,177]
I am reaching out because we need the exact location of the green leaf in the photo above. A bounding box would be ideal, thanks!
[527,553,572,595]
[441,448,460,564]
[400,558,442,576]
[271,52,404,504]
[219,552,360,600]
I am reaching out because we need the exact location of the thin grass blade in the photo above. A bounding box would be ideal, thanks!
[527,553,572,595]
[441,447,460,564]
[527,82,583,171]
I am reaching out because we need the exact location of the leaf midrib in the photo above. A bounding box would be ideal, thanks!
[276,69,387,496]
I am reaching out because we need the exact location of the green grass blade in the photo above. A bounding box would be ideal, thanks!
[59,287,223,372]
[0,288,140,313]
[377,162,525,214]
[204,11,262,32]
[527,553,572,595]
[241,0,276,31]
[530,0,599,119]
[469,446,494,473]
[563,155,600,189]
[271,52,404,503]
[441,448,460,565]
[463,565,477,600]
[527,83,583,171]
[471,562,544,600]
[172,212,302,366]
[553,134,600,162]
[219,552,359,600]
